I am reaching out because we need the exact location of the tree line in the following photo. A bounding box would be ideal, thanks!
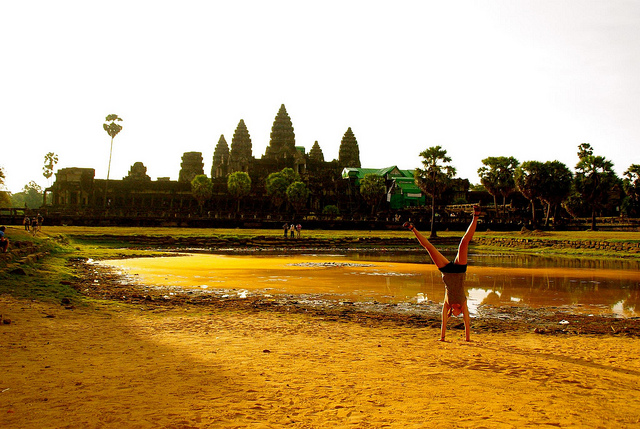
[415,142,639,235]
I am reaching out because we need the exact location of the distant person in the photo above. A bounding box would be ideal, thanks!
[289,223,296,239]
[403,205,481,342]
[37,214,44,232]
[0,226,8,253]
[296,224,302,239]
[31,217,39,235]
[282,223,289,239]
[23,216,31,231]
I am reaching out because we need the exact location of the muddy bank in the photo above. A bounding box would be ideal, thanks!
[68,232,640,257]
[70,258,640,337]
[68,233,432,250]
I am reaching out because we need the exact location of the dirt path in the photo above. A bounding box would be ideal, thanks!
[2,295,640,428]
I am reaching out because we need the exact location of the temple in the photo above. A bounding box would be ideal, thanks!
[43,105,472,225]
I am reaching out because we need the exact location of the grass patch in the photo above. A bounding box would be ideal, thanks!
[0,227,176,304]
[46,225,464,240]
[479,229,640,242]
[0,227,81,304]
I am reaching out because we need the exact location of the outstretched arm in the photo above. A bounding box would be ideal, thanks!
[403,222,449,268]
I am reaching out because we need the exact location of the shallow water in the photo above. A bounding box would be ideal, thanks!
[102,252,640,317]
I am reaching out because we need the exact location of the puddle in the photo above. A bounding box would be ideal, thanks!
[100,253,640,317]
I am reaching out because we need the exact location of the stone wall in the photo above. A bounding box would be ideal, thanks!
[472,237,640,254]
[0,241,50,273]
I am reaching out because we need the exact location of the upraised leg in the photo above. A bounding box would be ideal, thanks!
[403,222,449,268]
[453,205,481,266]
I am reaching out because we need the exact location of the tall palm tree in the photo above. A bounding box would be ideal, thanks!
[414,146,456,238]
[103,114,123,207]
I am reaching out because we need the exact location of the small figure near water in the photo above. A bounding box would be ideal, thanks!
[403,205,481,342]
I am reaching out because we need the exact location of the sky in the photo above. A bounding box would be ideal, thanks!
[1,0,639,194]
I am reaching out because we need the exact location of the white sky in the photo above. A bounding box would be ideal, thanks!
[1,0,639,194]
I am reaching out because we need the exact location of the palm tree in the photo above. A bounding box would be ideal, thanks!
[478,156,519,219]
[191,174,213,215]
[286,181,310,214]
[227,171,251,213]
[42,152,59,187]
[514,161,545,230]
[103,114,123,207]
[574,143,618,231]
[414,146,456,238]
[539,161,573,226]
[623,164,640,216]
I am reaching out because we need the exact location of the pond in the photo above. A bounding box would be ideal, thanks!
[102,251,640,317]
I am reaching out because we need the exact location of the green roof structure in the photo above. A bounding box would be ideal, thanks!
[342,166,425,209]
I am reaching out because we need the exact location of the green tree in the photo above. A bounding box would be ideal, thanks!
[286,181,310,214]
[103,114,123,207]
[279,167,301,185]
[538,161,573,226]
[574,143,618,231]
[265,168,300,211]
[478,156,520,218]
[622,164,640,216]
[477,161,500,216]
[227,171,251,213]
[43,152,59,187]
[414,146,456,238]
[338,127,361,168]
[11,181,43,209]
[0,167,10,207]
[514,161,545,229]
[360,173,386,216]
[191,174,213,214]
[495,157,520,212]
[322,204,340,218]
[265,173,288,210]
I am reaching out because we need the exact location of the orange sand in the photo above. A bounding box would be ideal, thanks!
[2,295,640,428]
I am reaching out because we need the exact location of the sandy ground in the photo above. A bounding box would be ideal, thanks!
[2,295,640,429]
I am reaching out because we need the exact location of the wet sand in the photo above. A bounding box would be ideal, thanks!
[2,294,640,428]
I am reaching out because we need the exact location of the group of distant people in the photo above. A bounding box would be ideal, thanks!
[282,222,302,239]
[0,214,47,254]
[23,214,43,235]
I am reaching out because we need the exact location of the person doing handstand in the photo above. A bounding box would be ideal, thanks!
[403,205,481,342]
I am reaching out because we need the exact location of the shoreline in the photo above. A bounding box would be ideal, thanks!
[73,257,640,337]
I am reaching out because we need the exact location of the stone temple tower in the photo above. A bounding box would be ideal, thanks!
[178,152,204,183]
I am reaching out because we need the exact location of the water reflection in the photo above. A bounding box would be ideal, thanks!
[103,252,640,317]
[347,249,640,271]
